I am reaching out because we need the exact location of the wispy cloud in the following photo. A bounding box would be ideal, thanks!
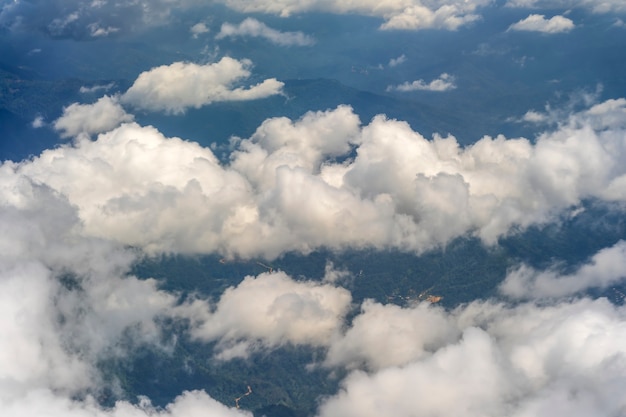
[501,240,626,299]
[388,54,407,67]
[216,18,315,46]
[506,0,626,13]
[387,73,456,92]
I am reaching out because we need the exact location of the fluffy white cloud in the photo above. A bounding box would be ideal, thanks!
[12,98,626,259]
[53,95,134,138]
[318,297,626,417]
[216,0,491,30]
[187,271,352,359]
[521,109,548,123]
[31,116,45,128]
[216,18,315,46]
[500,240,626,299]
[190,22,209,38]
[324,300,458,370]
[3,119,626,417]
[0,170,181,397]
[508,14,575,33]
[0,160,251,417]
[120,58,284,114]
[387,73,456,91]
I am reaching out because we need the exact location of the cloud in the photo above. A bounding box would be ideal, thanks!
[11,97,626,259]
[0,0,493,35]
[4,112,626,417]
[508,14,575,33]
[120,58,284,114]
[79,82,116,94]
[388,54,407,67]
[387,73,457,92]
[2,389,251,417]
[0,161,251,417]
[31,116,46,128]
[500,240,626,299]
[0,0,201,39]
[521,110,548,123]
[317,297,626,417]
[324,300,459,370]
[505,0,626,14]
[53,95,134,139]
[0,176,159,395]
[87,22,120,37]
[190,22,210,38]
[216,18,315,46]
[188,271,352,359]
[215,0,490,31]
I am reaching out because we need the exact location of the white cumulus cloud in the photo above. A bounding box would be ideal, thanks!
[120,58,284,114]
[317,297,626,417]
[324,300,458,370]
[0,161,251,417]
[216,18,315,46]
[508,14,575,33]
[12,98,626,259]
[53,95,134,138]
[188,271,352,359]
[190,22,209,38]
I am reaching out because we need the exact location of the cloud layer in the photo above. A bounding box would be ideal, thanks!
[318,297,626,417]
[12,97,623,259]
[4,93,626,417]
[216,0,491,30]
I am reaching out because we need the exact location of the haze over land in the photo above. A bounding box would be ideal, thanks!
[1,1,626,416]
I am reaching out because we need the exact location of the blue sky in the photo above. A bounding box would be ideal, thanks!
[1,1,626,416]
